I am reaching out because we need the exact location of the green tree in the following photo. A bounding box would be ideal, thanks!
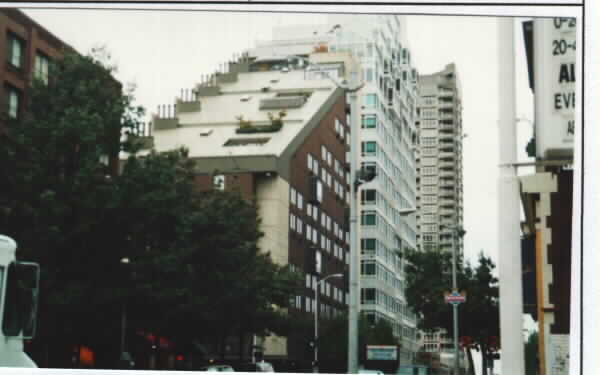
[405,249,500,375]
[0,48,144,366]
[317,313,398,371]
[114,149,302,360]
[0,45,302,368]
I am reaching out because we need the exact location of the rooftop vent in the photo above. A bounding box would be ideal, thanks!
[240,95,252,102]
[199,129,213,137]
[259,95,307,110]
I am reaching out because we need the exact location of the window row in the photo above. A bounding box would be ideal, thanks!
[360,288,403,315]
[360,260,400,289]
[7,32,51,84]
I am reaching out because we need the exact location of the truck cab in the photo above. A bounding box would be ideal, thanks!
[0,235,40,367]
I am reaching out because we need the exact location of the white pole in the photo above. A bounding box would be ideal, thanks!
[497,18,525,375]
[314,283,319,373]
[347,90,360,374]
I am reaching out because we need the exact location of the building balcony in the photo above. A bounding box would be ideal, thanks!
[438,161,455,169]
[439,127,455,135]
[438,100,454,108]
[439,209,455,216]
[439,203,455,211]
[438,152,455,159]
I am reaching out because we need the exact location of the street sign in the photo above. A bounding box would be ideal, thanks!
[366,345,398,361]
[444,291,466,305]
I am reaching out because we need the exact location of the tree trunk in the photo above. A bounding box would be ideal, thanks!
[466,348,476,375]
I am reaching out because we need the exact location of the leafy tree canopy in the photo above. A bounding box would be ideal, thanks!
[0,47,301,367]
[404,248,500,374]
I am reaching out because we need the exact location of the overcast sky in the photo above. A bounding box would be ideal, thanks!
[23,6,536,266]
[22,6,540,372]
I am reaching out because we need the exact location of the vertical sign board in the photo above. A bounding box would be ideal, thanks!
[533,18,576,159]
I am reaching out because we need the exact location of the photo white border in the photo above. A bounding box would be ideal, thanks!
[7,2,592,375]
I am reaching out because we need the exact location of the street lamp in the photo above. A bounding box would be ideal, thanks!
[314,273,343,373]
[119,256,133,369]
[439,224,465,375]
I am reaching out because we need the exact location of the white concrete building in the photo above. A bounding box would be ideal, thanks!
[247,15,421,364]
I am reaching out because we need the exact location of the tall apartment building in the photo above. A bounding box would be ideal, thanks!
[145,53,356,368]
[247,15,422,364]
[328,15,421,364]
[415,64,465,360]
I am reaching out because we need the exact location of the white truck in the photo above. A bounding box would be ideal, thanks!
[0,234,40,367]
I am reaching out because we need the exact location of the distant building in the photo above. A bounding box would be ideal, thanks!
[145,53,355,366]
[415,63,465,361]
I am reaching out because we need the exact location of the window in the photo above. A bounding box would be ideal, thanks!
[34,52,50,84]
[366,68,373,82]
[290,188,297,205]
[361,261,376,276]
[7,33,24,69]
[321,145,327,160]
[307,154,314,170]
[361,189,376,205]
[362,115,377,129]
[361,238,376,253]
[6,86,20,120]
[297,193,304,210]
[364,94,378,108]
[361,141,377,156]
[361,211,377,226]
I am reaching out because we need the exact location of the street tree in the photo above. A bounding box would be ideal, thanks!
[404,249,500,375]
[0,47,144,367]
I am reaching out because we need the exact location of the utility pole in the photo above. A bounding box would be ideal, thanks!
[347,89,360,375]
[498,17,525,375]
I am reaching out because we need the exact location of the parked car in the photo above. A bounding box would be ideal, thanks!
[358,369,385,375]
[198,364,235,372]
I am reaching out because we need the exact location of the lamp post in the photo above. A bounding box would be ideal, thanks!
[119,257,132,368]
[314,273,343,373]
[440,224,465,375]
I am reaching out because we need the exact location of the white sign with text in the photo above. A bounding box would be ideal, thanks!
[534,17,576,159]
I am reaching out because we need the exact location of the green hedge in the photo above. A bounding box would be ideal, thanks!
[236,121,283,134]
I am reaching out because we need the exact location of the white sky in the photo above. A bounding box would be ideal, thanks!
[22,7,536,265]
[21,5,553,375]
